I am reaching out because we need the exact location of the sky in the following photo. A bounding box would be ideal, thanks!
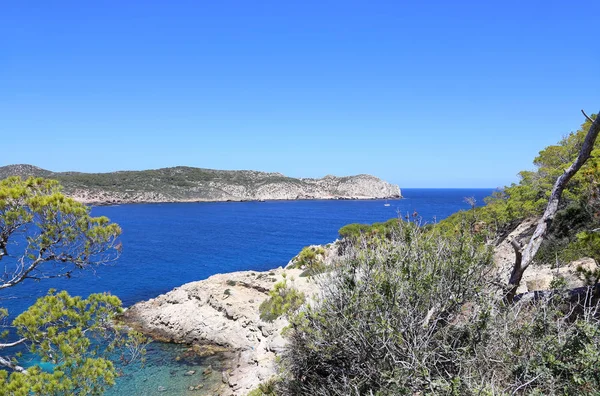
[1,1,599,188]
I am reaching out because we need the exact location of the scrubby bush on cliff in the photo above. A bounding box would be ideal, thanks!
[259,276,305,322]
[278,216,600,395]
[0,177,145,394]
[279,218,497,394]
[481,297,600,395]
[338,218,401,241]
[337,218,403,256]
[289,246,327,277]
[289,246,325,269]
[572,231,600,285]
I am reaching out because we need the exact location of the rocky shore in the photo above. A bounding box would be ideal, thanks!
[122,268,320,394]
[121,244,339,395]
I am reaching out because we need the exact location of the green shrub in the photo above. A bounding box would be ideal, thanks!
[502,301,600,395]
[280,220,495,395]
[259,280,305,322]
[337,222,372,240]
[273,115,600,395]
[289,246,326,274]
[338,218,401,242]
[278,218,600,395]
[299,265,327,278]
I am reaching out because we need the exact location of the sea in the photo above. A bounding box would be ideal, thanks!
[1,188,494,395]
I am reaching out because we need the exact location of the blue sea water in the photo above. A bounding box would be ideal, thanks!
[1,188,494,394]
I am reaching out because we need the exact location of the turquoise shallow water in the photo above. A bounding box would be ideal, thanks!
[1,189,494,394]
[105,343,226,395]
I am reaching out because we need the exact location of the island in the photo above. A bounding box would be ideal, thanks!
[0,164,402,205]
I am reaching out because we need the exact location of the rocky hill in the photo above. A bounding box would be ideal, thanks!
[0,164,401,204]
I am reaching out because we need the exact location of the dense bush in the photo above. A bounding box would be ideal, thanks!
[491,299,600,395]
[280,219,496,394]
[278,218,600,395]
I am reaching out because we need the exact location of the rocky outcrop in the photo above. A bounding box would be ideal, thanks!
[121,243,340,395]
[122,268,317,395]
[0,164,402,205]
[493,218,598,294]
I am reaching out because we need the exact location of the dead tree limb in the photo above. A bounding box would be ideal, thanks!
[506,110,600,303]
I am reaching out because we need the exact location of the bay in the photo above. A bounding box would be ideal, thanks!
[1,188,494,394]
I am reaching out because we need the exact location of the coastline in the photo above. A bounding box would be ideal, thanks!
[0,164,402,207]
[121,267,316,395]
[121,243,340,395]
[84,195,403,206]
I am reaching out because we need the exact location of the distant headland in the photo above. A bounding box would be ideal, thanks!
[0,164,402,205]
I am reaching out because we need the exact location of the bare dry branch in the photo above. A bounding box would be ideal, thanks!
[507,110,600,302]
[0,356,28,374]
[582,109,595,124]
[0,339,27,349]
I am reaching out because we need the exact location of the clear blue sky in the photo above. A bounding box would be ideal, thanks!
[1,1,598,188]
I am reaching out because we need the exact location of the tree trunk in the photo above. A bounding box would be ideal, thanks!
[506,110,600,303]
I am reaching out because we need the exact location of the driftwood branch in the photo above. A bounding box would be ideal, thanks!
[507,110,600,302]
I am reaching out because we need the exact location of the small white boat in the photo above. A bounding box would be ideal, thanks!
[384,200,390,207]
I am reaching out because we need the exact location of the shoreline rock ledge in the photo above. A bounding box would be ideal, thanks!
[121,265,323,395]
[0,164,402,205]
